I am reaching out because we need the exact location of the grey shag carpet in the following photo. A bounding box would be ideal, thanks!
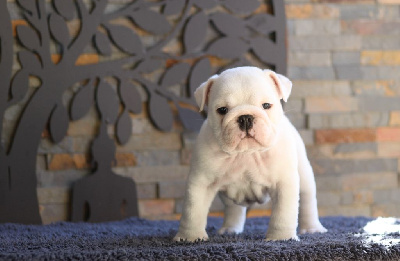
[1,216,400,260]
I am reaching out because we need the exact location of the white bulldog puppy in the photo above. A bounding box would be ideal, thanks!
[174,66,327,242]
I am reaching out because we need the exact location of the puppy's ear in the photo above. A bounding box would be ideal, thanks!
[194,74,218,111]
[264,70,292,102]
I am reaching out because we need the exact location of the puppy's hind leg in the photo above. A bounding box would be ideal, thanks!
[218,192,247,235]
[295,131,327,234]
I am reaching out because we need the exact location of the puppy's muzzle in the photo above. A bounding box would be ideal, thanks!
[237,115,254,132]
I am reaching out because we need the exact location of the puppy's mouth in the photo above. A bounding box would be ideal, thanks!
[239,128,256,139]
[240,132,255,139]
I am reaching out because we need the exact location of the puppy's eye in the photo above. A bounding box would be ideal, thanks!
[262,103,272,110]
[216,107,228,115]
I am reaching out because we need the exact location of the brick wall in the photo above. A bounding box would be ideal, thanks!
[3,0,400,224]
[286,0,400,217]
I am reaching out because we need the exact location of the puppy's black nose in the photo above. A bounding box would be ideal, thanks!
[238,115,254,131]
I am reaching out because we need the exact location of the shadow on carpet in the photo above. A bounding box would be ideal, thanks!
[1,216,400,260]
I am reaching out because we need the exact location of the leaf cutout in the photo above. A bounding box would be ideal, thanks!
[119,81,142,114]
[96,80,120,124]
[207,37,248,59]
[70,83,94,121]
[16,25,40,51]
[93,31,112,56]
[161,63,190,87]
[193,0,217,9]
[49,103,69,144]
[183,11,208,53]
[49,13,70,46]
[251,37,277,64]
[106,24,143,55]
[116,110,132,145]
[18,50,41,69]
[148,94,173,132]
[246,14,276,34]
[177,106,204,131]
[131,10,171,35]
[17,0,36,12]
[163,0,186,16]
[136,59,163,73]
[223,0,260,15]
[10,71,29,102]
[189,58,211,97]
[53,0,75,20]
[210,13,247,37]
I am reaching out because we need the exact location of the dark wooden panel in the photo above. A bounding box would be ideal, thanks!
[0,0,287,224]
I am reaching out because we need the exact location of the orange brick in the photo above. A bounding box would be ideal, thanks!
[380,51,400,65]
[75,54,99,65]
[139,199,175,217]
[247,209,271,217]
[12,20,28,37]
[390,111,400,126]
[286,4,313,19]
[315,129,376,144]
[47,154,89,170]
[208,209,272,218]
[254,3,272,14]
[377,127,400,142]
[361,51,383,65]
[286,4,339,19]
[47,154,74,170]
[67,118,99,136]
[312,0,374,3]
[72,154,90,169]
[51,54,99,65]
[51,54,60,64]
[208,212,224,217]
[378,0,400,4]
[361,51,400,66]
[305,97,358,113]
[115,153,137,167]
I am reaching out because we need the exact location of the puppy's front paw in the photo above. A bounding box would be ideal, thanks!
[218,226,243,235]
[265,229,298,241]
[173,230,209,242]
[299,223,327,234]
[266,235,299,241]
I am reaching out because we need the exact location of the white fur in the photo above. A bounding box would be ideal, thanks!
[174,67,327,242]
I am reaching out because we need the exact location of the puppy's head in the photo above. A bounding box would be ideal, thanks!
[194,66,292,154]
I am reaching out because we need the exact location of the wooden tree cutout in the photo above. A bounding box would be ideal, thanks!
[0,0,287,224]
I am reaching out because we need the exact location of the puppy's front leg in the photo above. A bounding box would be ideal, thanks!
[295,132,327,234]
[266,178,299,241]
[174,177,217,242]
